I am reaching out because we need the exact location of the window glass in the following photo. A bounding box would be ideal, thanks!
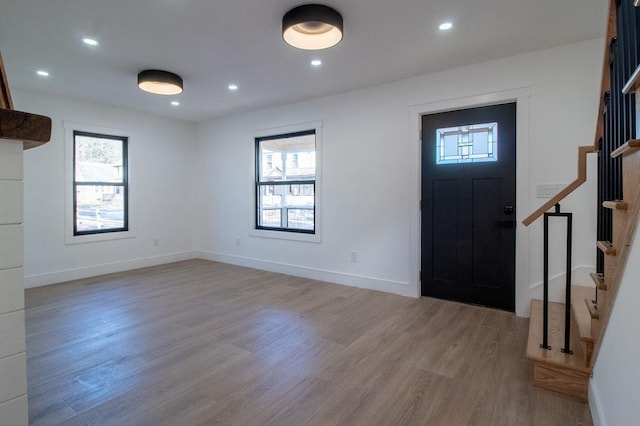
[73,131,128,235]
[436,122,498,164]
[256,131,315,233]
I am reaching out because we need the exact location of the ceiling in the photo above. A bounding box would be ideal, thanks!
[0,0,607,123]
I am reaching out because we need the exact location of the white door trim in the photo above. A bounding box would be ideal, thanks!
[408,87,532,316]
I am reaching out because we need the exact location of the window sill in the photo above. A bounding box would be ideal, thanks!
[250,228,321,243]
[65,230,136,245]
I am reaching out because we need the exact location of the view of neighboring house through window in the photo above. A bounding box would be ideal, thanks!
[256,130,316,233]
[73,131,128,235]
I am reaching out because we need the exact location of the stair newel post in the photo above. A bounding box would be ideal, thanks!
[562,211,573,355]
[541,203,575,353]
[541,209,551,350]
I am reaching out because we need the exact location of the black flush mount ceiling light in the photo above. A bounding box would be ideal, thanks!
[282,4,343,50]
[137,70,183,95]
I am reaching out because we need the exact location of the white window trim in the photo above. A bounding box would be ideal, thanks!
[250,120,323,243]
[64,121,136,245]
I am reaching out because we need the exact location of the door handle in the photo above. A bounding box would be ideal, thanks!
[494,220,516,228]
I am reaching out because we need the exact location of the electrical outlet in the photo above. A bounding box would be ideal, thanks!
[153,238,159,247]
[235,238,240,247]
[350,251,358,263]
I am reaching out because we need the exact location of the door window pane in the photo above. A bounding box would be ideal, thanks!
[436,122,498,164]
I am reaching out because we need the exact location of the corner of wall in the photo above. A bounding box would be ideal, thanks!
[196,250,417,298]
[589,377,606,426]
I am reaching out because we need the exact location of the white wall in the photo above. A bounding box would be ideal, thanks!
[14,38,603,314]
[590,222,640,426]
[196,38,603,316]
[14,90,198,287]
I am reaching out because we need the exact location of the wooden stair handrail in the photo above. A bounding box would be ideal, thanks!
[0,49,14,110]
[593,1,618,151]
[522,145,596,226]
[523,0,617,227]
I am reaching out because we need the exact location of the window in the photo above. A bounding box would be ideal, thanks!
[436,122,498,164]
[73,131,128,235]
[255,130,316,233]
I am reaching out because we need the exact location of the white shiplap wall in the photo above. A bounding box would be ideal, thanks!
[0,139,28,425]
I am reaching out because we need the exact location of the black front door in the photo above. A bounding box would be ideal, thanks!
[421,103,516,311]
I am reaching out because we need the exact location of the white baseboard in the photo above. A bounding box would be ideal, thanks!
[528,265,595,298]
[24,251,198,288]
[196,250,416,298]
[515,265,595,317]
[589,377,606,426]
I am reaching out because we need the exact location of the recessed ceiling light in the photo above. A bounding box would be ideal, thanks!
[439,22,453,31]
[311,59,322,67]
[36,70,49,77]
[228,84,238,91]
[82,38,99,46]
[171,101,180,106]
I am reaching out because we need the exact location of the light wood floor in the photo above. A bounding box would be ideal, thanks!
[25,259,592,425]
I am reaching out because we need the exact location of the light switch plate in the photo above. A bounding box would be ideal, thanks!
[536,184,565,199]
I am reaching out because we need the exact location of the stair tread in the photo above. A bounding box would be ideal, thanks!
[596,240,616,255]
[611,139,640,158]
[590,272,607,290]
[585,299,599,319]
[527,299,591,373]
[602,200,628,210]
[571,286,595,343]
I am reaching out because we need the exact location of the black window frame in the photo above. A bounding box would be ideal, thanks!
[73,130,129,236]
[255,130,316,234]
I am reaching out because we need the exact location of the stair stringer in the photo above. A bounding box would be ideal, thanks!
[591,148,640,366]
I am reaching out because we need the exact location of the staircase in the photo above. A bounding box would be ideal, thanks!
[523,0,640,401]
[526,142,640,400]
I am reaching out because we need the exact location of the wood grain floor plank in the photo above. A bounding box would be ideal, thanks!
[178,336,345,426]
[24,260,592,425]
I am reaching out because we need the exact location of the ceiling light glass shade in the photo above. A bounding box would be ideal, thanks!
[137,70,183,95]
[283,4,343,50]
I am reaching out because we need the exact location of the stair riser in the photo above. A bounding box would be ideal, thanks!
[591,318,601,346]
[533,362,589,401]
[583,341,593,367]
[570,312,593,368]
[613,209,627,250]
